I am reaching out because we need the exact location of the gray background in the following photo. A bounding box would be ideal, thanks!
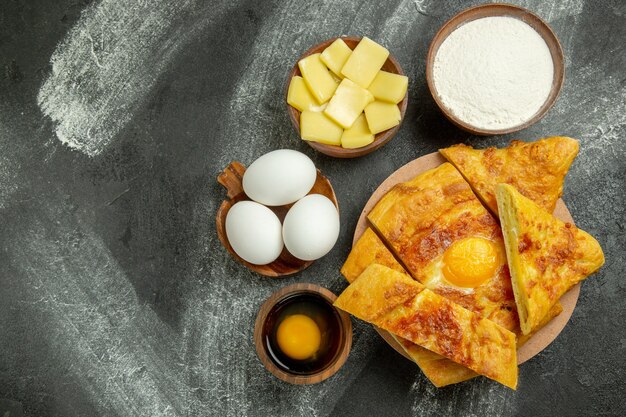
[0,0,624,416]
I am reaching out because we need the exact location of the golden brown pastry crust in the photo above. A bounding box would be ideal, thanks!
[367,163,519,332]
[341,228,406,282]
[340,227,478,387]
[334,265,518,389]
[496,184,605,335]
[341,164,567,387]
[440,137,579,216]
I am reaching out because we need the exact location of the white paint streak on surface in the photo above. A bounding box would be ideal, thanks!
[179,194,379,417]
[0,103,21,209]
[7,203,198,416]
[379,0,426,46]
[218,0,381,168]
[37,0,232,156]
[519,0,584,57]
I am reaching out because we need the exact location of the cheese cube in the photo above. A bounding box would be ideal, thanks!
[320,39,352,78]
[341,114,375,149]
[364,101,401,134]
[341,37,389,88]
[368,71,408,104]
[300,110,343,145]
[287,76,324,112]
[324,78,374,128]
[298,53,338,104]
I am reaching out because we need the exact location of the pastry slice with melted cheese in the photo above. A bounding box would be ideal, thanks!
[496,184,605,335]
[360,164,564,385]
[341,228,407,279]
[440,137,579,216]
[341,228,477,387]
[334,264,518,389]
[367,163,519,332]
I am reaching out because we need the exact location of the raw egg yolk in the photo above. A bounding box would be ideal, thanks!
[442,237,500,288]
[276,314,321,360]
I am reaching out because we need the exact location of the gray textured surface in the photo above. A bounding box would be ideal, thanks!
[0,0,624,416]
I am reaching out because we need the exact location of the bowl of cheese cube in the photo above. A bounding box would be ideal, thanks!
[286,36,408,158]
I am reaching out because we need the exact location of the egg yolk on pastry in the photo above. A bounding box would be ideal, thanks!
[443,237,500,288]
[276,314,321,360]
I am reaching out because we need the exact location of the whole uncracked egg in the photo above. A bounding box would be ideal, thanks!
[282,194,340,261]
[225,201,284,265]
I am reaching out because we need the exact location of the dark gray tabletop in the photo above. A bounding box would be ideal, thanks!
[1,0,624,416]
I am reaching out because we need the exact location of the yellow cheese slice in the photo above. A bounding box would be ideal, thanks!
[364,101,401,134]
[341,37,389,88]
[287,76,324,112]
[298,53,338,104]
[300,110,342,146]
[340,114,375,149]
[320,38,352,78]
[368,70,408,104]
[324,78,374,128]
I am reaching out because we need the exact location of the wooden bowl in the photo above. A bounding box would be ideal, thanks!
[216,161,339,277]
[353,152,579,364]
[286,36,408,158]
[253,283,352,384]
[425,4,564,136]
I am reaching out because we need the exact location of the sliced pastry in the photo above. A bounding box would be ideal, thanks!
[440,136,579,216]
[367,163,520,332]
[340,228,407,281]
[361,163,564,384]
[341,228,477,387]
[496,184,605,335]
[334,264,518,389]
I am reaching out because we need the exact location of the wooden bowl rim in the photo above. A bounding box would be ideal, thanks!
[351,152,580,365]
[286,36,408,158]
[425,3,565,136]
[253,283,353,384]
[216,162,339,278]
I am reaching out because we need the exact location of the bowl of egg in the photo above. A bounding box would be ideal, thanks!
[254,283,352,384]
[286,36,409,158]
[216,149,340,276]
[425,4,564,135]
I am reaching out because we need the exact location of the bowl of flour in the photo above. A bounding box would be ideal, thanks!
[426,4,564,135]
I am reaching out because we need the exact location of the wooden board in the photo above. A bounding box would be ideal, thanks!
[352,152,579,364]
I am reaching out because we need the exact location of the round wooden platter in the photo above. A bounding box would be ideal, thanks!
[253,283,352,384]
[425,3,564,136]
[352,152,579,365]
[286,36,408,158]
[216,162,338,277]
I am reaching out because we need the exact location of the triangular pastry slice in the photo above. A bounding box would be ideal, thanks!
[334,264,518,389]
[341,228,477,387]
[496,184,605,335]
[440,137,579,216]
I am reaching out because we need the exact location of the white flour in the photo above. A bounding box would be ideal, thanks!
[433,16,554,131]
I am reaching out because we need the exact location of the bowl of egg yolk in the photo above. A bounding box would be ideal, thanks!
[254,283,352,384]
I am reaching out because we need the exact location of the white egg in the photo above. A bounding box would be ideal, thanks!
[225,201,284,265]
[282,194,340,261]
[242,149,317,206]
